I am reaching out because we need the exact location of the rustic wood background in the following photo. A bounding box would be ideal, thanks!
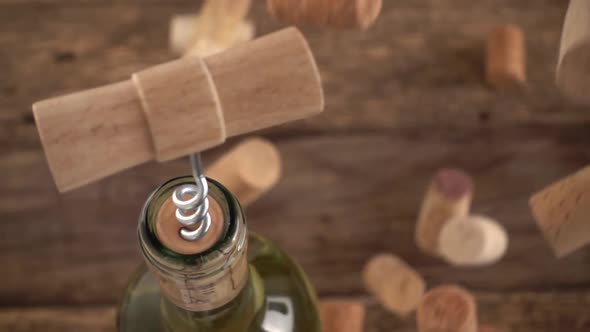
[2,0,590,331]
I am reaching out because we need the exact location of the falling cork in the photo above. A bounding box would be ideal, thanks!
[529,166,590,257]
[417,285,478,332]
[362,254,426,317]
[267,0,382,30]
[170,0,254,57]
[415,168,474,256]
[557,0,590,104]
[486,24,526,90]
[320,299,365,332]
[207,137,282,207]
[439,215,508,266]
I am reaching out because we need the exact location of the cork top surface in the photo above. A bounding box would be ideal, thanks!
[418,285,476,330]
[363,253,425,316]
[529,165,590,257]
[432,168,474,199]
[439,216,486,259]
[155,195,225,255]
[530,176,575,229]
[439,215,508,266]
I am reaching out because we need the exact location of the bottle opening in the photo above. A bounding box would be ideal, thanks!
[138,176,249,311]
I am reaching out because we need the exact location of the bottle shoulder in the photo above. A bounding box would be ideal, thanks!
[246,232,321,332]
[118,232,321,332]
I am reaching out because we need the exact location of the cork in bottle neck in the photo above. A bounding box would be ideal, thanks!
[138,176,249,312]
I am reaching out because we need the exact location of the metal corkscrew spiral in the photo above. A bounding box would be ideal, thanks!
[172,153,212,241]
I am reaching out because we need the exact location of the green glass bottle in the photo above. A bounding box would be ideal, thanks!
[118,176,321,332]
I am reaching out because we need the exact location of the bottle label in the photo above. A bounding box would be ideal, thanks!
[153,242,249,312]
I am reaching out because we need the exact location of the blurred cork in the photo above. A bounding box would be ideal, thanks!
[417,285,478,332]
[267,0,382,30]
[363,253,426,317]
[529,165,590,257]
[320,299,365,332]
[206,138,281,207]
[170,0,254,57]
[415,168,474,256]
[557,0,590,104]
[486,24,526,90]
[439,215,508,266]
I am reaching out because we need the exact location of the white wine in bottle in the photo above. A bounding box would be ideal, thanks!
[118,176,321,332]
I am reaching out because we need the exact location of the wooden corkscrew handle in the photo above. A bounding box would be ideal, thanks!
[32,27,323,192]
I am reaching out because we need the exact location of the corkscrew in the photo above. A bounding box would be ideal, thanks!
[32,28,322,193]
[172,153,212,241]
[31,27,323,253]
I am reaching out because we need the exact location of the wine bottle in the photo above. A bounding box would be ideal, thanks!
[118,176,321,332]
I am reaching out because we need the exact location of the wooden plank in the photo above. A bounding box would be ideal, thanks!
[2,292,590,331]
[0,307,115,332]
[0,0,586,144]
[2,1,590,326]
[1,129,590,305]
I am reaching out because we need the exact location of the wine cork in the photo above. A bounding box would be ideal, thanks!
[155,195,225,255]
[170,14,254,57]
[439,215,509,266]
[267,0,382,30]
[33,27,323,192]
[415,168,474,256]
[486,24,526,90]
[529,166,590,257]
[417,285,478,332]
[207,137,281,207]
[320,299,365,332]
[362,254,426,317]
[557,0,590,104]
[170,14,198,54]
[169,0,255,57]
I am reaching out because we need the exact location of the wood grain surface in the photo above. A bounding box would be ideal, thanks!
[1,0,589,331]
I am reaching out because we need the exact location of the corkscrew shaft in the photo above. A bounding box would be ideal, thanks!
[172,153,212,241]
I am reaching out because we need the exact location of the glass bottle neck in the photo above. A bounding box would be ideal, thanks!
[160,265,266,332]
[138,177,250,313]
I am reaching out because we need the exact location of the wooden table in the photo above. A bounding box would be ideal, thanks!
[1,0,590,331]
